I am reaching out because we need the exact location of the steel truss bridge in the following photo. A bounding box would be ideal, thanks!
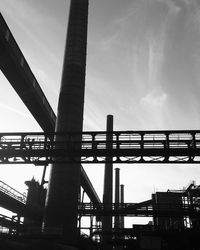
[0,130,199,164]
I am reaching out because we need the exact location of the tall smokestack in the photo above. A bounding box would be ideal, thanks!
[114,168,120,229]
[120,184,124,229]
[44,0,89,244]
[102,115,113,250]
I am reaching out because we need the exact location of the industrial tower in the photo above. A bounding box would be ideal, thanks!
[0,0,200,250]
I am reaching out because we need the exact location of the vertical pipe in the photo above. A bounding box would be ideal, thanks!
[43,0,89,245]
[102,115,113,250]
[120,184,124,229]
[114,168,120,230]
[40,165,47,188]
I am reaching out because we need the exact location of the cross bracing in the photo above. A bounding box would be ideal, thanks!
[0,130,199,164]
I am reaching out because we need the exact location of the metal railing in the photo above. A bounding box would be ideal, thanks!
[0,130,199,164]
[0,180,26,204]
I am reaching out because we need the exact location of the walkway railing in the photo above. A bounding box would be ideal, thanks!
[0,180,26,204]
[0,130,199,164]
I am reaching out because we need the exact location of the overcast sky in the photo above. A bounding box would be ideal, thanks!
[1,0,200,226]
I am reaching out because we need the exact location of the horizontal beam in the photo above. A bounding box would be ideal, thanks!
[0,130,199,164]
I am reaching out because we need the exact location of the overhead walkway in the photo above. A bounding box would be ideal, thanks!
[78,201,200,218]
[0,180,26,214]
[0,180,43,221]
[1,179,199,229]
[0,180,26,204]
[0,130,199,164]
[0,13,101,205]
[0,180,43,232]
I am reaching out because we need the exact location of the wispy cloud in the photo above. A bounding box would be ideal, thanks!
[141,89,167,107]
[87,0,200,130]
[160,0,200,122]
[0,103,32,119]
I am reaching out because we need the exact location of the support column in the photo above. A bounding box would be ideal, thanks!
[120,184,124,229]
[43,0,89,245]
[102,115,113,250]
[114,168,120,230]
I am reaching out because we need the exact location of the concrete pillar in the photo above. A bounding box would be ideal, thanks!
[43,0,89,245]
[102,115,113,250]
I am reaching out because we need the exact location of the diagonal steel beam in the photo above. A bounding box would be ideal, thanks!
[0,13,101,204]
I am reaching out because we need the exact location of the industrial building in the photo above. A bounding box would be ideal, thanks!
[0,0,200,249]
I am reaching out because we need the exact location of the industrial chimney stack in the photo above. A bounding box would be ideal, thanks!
[43,0,89,245]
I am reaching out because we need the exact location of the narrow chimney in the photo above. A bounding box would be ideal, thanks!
[102,115,113,250]
[114,168,120,229]
[120,184,125,229]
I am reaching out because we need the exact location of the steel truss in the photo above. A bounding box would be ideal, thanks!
[0,130,199,164]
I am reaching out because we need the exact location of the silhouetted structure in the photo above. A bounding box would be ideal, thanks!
[102,115,113,250]
[120,184,124,229]
[114,168,120,230]
[0,3,100,207]
[0,0,200,249]
[43,0,89,244]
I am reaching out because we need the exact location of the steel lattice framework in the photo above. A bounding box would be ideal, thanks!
[0,130,199,164]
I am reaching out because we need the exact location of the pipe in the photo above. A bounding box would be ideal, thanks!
[120,184,124,229]
[102,115,113,250]
[114,168,120,229]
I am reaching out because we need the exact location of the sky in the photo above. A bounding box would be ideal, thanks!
[1,0,200,227]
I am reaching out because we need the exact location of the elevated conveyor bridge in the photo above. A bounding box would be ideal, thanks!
[0,130,199,164]
[0,180,26,204]
[0,180,43,221]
